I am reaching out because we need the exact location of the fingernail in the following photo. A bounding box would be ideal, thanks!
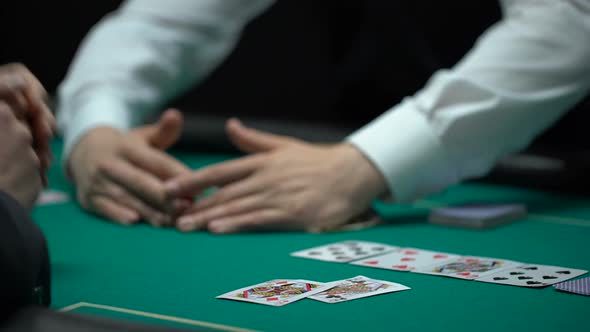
[177,216,193,231]
[121,212,139,225]
[209,220,228,234]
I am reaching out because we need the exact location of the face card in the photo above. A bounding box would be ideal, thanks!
[216,279,331,306]
[415,256,520,280]
[308,276,410,303]
[350,248,460,271]
[290,241,399,263]
[476,264,588,288]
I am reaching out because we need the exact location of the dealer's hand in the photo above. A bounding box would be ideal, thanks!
[69,109,190,226]
[165,119,387,233]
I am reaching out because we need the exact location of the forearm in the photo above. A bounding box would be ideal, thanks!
[57,0,274,160]
[348,0,590,202]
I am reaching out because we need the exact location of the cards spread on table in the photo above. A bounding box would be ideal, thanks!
[553,276,590,296]
[216,279,331,306]
[217,277,410,306]
[290,241,398,263]
[290,240,587,289]
[428,203,527,229]
[476,264,588,287]
[350,248,459,271]
[308,276,410,303]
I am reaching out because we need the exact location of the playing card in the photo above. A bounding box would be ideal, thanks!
[308,276,410,304]
[476,264,588,288]
[428,204,526,229]
[290,241,399,263]
[350,248,460,271]
[35,189,70,206]
[216,279,331,306]
[415,256,520,280]
[554,276,590,295]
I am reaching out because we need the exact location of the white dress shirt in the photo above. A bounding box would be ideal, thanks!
[58,0,590,202]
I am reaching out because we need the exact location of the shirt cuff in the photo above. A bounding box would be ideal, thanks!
[346,98,459,203]
[60,97,132,166]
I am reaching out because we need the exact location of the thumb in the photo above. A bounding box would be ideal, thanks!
[226,118,298,153]
[137,108,183,150]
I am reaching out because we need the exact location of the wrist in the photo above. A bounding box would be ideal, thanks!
[337,143,389,201]
[67,126,123,182]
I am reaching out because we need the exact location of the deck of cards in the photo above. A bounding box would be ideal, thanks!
[428,203,527,229]
[291,241,588,288]
[217,276,410,306]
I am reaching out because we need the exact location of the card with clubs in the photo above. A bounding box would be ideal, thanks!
[476,264,588,288]
[290,241,399,263]
[216,279,331,306]
[308,276,410,304]
[350,248,460,271]
[415,256,520,280]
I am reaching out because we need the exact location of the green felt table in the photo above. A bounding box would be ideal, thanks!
[34,140,590,332]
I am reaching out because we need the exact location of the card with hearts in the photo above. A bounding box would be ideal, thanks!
[415,256,520,280]
[350,248,460,271]
[476,264,588,287]
[290,241,399,263]
[308,276,410,303]
[216,279,332,306]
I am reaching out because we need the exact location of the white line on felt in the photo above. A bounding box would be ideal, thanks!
[59,302,85,312]
[59,302,259,332]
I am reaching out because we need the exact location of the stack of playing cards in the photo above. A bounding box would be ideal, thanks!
[428,203,527,229]
[217,276,410,306]
[290,241,588,288]
[553,277,590,296]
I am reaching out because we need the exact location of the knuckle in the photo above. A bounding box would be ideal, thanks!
[89,164,108,185]
[117,138,137,156]
[96,159,112,176]
[288,200,307,217]
[106,186,124,201]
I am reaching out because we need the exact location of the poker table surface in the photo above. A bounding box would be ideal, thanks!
[34,139,590,332]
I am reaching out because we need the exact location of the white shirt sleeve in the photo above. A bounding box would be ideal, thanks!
[57,0,274,160]
[347,0,590,203]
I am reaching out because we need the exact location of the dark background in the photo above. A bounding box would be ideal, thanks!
[1,1,588,193]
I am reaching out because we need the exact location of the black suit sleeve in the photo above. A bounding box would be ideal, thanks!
[0,191,50,320]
